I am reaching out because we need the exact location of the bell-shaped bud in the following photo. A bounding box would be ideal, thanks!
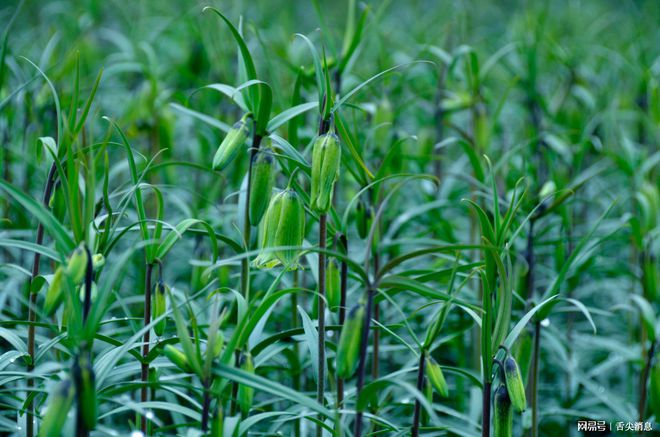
[310,133,341,213]
[248,146,276,226]
[504,356,526,413]
[336,302,365,378]
[212,113,251,171]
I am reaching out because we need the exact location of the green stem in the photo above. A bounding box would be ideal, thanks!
[26,162,57,437]
[316,213,327,437]
[140,262,154,435]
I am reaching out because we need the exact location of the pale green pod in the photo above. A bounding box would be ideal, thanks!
[494,385,513,437]
[39,379,75,437]
[44,267,65,316]
[153,281,169,337]
[164,345,192,373]
[310,133,341,213]
[355,199,369,239]
[238,353,255,416]
[504,356,526,413]
[326,259,341,311]
[273,188,305,269]
[336,302,365,378]
[66,245,88,285]
[212,115,251,171]
[425,354,449,397]
[91,254,105,271]
[253,191,285,268]
[248,146,276,225]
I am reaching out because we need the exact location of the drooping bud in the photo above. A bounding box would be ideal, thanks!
[91,254,105,271]
[66,244,88,285]
[425,354,448,397]
[504,356,526,413]
[73,352,97,430]
[336,302,365,378]
[153,281,169,337]
[310,133,341,213]
[253,191,285,269]
[326,259,341,312]
[44,266,65,316]
[77,282,98,303]
[273,188,305,269]
[355,199,369,239]
[494,385,513,437]
[248,146,276,225]
[40,379,75,437]
[238,353,255,416]
[212,114,251,171]
[163,345,191,373]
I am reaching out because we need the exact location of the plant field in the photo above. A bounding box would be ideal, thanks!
[0,0,658,436]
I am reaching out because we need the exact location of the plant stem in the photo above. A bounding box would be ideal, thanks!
[529,320,541,437]
[411,351,426,437]
[241,133,263,301]
[140,262,154,434]
[292,269,301,437]
[482,381,492,437]
[316,213,327,437]
[638,341,656,421]
[353,285,375,437]
[26,162,57,437]
[372,252,380,381]
[201,381,212,432]
[336,234,348,409]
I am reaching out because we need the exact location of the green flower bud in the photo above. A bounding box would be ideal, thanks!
[336,302,365,378]
[425,354,448,398]
[326,259,341,312]
[153,281,169,337]
[73,352,97,430]
[273,188,305,269]
[212,114,251,171]
[504,357,526,413]
[44,267,65,316]
[91,254,105,271]
[494,385,513,437]
[77,282,98,303]
[248,146,276,225]
[40,379,75,437]
[254,191,285,269]
[355,199,369,239]
[66,245,88,285]
[164,345,191,373]
[238,353,254,416]
[310,133,341,213]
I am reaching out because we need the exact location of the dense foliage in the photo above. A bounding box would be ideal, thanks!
[0,0,658,436]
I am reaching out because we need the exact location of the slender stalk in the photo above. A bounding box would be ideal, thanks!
[240,132,263,300]
[201,381,212,432]
[372,252,380,381]
[353,285,375,437]
[336,235,348,409]
[638,341,656,422]
[316,213,327,437]
[482,381,492,437]
[231,130,263,416]
[411,352,426,437]
[140,262,154,434]
[292,269,301,437]
[529,320,541,437]
[26,162,57,437]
